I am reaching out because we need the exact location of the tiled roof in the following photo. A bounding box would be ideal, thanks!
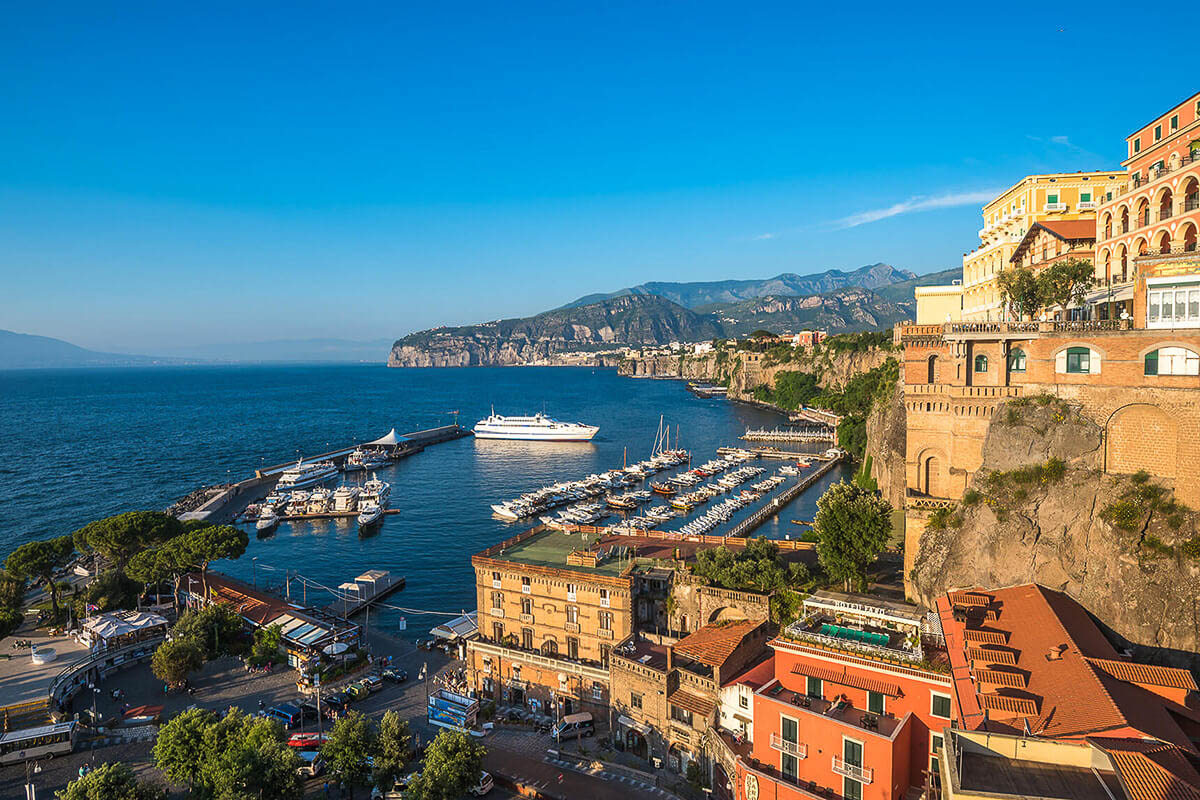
[788,663,902,698]
[667,689,715,718]
[1089,738,1200,800]
[674,620,760,668]
[939,584,1197,752]
[1087,659,1200,692]
[1037,219,1097,241]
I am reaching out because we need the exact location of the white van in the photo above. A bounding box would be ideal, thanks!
[551,712,595,742]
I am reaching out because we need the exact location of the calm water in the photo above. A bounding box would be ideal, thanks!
[0,365,850,636]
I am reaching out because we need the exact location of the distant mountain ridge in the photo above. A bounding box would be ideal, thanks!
[389,265,962,367]
[0,329,169,369]
[563,263,917,309]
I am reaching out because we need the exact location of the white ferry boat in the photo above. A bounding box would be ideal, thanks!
[473,412,599,442]
[276,461,339,490]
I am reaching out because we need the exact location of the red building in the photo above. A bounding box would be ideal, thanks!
[722,591,954,800]
[936,584,1200,751]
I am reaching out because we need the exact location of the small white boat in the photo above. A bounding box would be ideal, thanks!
[255,510,280,533]
[357,502,383,528]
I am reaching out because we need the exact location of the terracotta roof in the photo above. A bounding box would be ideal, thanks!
[1037,219,1097,241]
[939,584,1197,752]
[1087,659,1200,692]
[667,689,715,718]
[788,663,903,698]
[673,620,760,668]
[1089,738,1200,800]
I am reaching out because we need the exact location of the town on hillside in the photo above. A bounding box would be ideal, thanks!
[3,93,1200,800]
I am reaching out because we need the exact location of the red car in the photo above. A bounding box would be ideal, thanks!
[288,732,328,748]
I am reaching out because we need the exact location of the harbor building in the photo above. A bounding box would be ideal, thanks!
[711,591,953,800]
[961,171,1124,321]
[1094,91,1200,326]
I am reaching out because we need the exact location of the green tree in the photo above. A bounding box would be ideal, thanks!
[373,711,414,790]
[1037,258,1095,316]
[411,730,487,800]
[249,624,282,667]
[321,711,379,796]
[56,762,166,800]
[5,536,74,620]
[154,707,214,792]
[172,604,245,659]
[154,707,301,800]
[72,512,183,572]
[180,525,249,595]
[813,481,893,591]
[997,266,1043,319]
[152,637,204,686]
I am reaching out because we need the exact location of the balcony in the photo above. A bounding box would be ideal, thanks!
[771,733,808,759]
[832,756,873,784]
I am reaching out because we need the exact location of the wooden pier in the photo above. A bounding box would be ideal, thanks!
[325,570,406,617]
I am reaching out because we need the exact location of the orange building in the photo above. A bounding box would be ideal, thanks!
[717,592,954,800]
[1095,90,1200,325]
[936,584,1199,755]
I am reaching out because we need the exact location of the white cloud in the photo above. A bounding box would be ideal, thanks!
[831,189,1005,230]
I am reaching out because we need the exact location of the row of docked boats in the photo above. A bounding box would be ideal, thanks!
[490,449,691,521]
[251,475,392,533]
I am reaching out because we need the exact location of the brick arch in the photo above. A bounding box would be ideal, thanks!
[915,447,949,497]
[1105,404,1178,480]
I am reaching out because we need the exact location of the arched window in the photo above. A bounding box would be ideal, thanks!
[974,354,988,372]
[1008,348,1026,372]
[1065,347,1091,374]
[1145,347,1200,376]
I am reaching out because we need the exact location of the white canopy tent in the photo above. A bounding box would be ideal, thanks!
[366,429,411,446]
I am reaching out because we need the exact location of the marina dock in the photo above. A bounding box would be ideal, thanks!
[724,451,844,538]
[325,570,406,617]
[742,427,835,443]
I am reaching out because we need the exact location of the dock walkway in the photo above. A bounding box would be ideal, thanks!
[325,570,406,618]
[724,453,844,539]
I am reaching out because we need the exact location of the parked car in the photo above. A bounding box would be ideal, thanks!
[380,668,408,683]
[551,712,594,742]
[470,771,494,796]
[296,751,323,777]
[266,703,303,728]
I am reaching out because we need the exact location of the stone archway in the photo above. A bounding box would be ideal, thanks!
[1106,404,1177,479]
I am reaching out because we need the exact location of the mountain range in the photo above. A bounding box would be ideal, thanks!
[389,264,961,367]
[562,263,916,309]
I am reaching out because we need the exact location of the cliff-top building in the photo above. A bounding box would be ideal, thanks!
[961,171,1125,321]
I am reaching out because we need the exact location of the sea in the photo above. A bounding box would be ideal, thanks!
[0,365,851,637]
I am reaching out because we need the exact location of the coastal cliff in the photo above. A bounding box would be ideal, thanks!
[388,295,720,367]
[909,398,1200,664]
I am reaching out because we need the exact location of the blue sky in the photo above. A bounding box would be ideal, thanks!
[0,0,1192,351]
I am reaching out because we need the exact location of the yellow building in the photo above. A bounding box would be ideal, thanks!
[961,171,1126,321]
[914,283,963,324]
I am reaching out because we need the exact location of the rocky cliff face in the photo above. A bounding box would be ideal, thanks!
[864,380,906,509]
[910,399,1200,665]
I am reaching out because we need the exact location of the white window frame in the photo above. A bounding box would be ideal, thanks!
[931,692,953,720]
